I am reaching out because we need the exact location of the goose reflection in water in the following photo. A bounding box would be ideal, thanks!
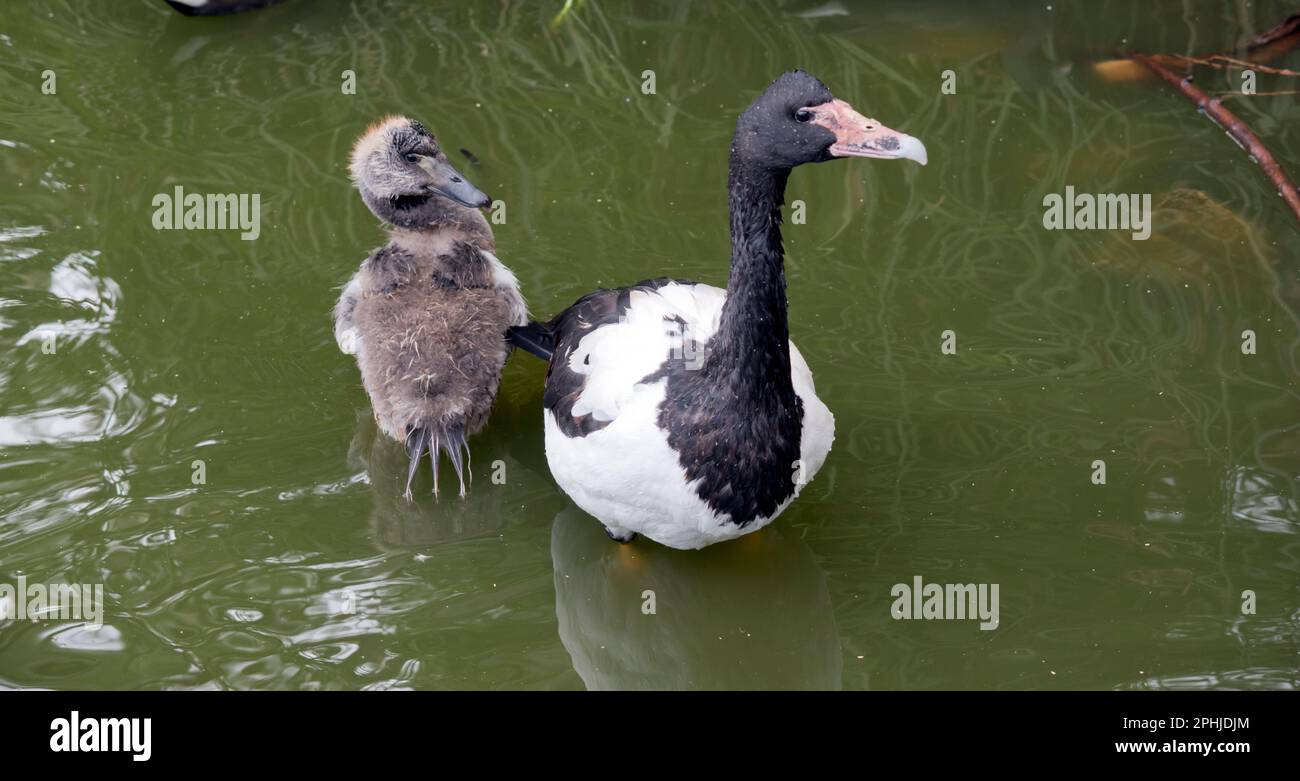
[550,508,842,690]
[346,412,512,550]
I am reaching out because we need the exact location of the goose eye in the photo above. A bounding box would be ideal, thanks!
[404,153,419,163]
[794,108,814,123]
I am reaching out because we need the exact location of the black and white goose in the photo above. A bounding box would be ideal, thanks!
[510,70,926,549]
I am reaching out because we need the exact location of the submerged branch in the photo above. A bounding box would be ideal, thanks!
[1128,52,1300,224]
[1245,12,1300,62]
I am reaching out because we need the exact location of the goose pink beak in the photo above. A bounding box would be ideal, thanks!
[812,98,927,165]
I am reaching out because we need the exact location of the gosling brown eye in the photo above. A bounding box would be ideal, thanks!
[795,108,814,123]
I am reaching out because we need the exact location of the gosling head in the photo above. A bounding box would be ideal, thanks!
[734,70,927,170]
[350,116,490,229]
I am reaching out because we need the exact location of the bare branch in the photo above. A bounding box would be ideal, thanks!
[1128,52,1300,224]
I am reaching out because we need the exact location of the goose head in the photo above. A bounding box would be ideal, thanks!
[350,116,490,229]
[733,70,927,169]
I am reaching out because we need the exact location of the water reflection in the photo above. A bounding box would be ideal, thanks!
[1,248,149,447]
[1228,467,1299,535]
[550,509,842,690]
[346,412,512,549]
[1128,667,1298,690]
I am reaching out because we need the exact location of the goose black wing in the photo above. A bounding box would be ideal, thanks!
[520,278,691,437]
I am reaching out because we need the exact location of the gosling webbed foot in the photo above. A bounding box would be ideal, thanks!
[429,431,440,499]
[439,423,469,499]
[404,426,431,500]
[403,422,472,500]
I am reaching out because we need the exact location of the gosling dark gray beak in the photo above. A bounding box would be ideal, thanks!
[416,156,491,208]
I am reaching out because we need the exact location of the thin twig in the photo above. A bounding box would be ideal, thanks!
[1155,53,1300,77]
[1215,89,1300,98]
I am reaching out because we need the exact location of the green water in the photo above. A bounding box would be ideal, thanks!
[0,0,1297,690]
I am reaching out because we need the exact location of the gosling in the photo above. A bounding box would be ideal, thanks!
[334,116,525,498]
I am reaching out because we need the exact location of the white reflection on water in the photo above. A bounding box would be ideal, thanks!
[1228,467,1299,534]
[551,508,843,690]
[18,250,120,341]
[1128,667,1298,690]
[48,623,125,653]
[0,249,151,446]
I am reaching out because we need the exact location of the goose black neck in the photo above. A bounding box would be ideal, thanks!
[707,152,794,399]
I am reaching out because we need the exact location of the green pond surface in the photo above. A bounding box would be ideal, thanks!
[0,0,1297,690]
